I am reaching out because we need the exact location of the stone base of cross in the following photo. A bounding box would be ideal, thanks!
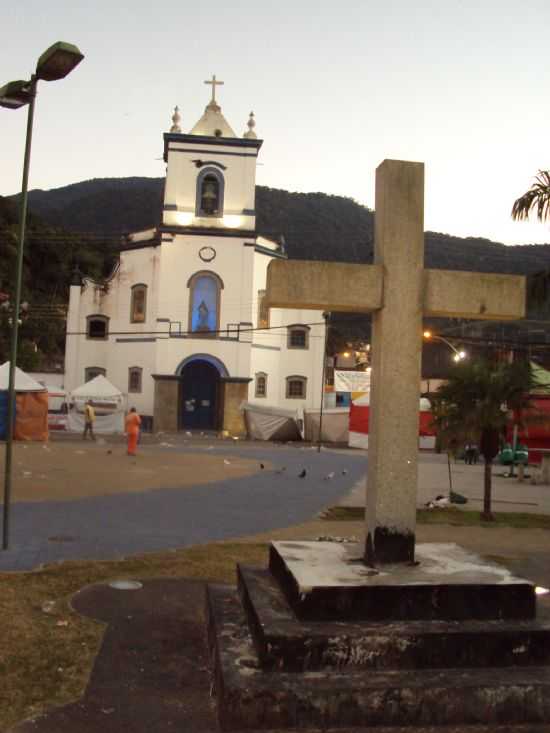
[266,159,525,565]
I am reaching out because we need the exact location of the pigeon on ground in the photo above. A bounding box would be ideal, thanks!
[298,469,307,478]
[260,463,265,469]
[324,472,335,480]
[342,469,348,475]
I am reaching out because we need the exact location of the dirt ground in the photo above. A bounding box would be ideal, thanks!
[0,441,265,503]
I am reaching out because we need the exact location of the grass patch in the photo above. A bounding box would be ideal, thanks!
[321,505,550,529]
[0,542,267,732]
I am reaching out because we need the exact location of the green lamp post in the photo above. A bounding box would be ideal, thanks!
[0,42,84,550]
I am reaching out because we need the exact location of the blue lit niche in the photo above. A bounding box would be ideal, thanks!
[191,275,218,333]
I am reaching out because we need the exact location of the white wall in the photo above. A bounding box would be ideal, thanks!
[249,249,326,410]
[63,247,160,400]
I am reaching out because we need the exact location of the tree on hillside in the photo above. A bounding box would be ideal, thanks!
[512,171,550,223]
[0,195,118,369]
[431,359,539,521]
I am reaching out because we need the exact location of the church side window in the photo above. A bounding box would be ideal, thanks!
[128,366,142,393]
[257,290,269,329]
[287,325,309,349]
[188,271,223,336]
[196,167,224,217]
[286,375,307,399]
[85,366,106,381]
[255,372,267,398]
[87,315,109,340]
[130,284,147,323]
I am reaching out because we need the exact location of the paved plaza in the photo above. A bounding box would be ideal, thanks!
[1,435,549,572]
[0,436,365,571]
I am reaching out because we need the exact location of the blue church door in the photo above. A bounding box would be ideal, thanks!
[180,360,219,430]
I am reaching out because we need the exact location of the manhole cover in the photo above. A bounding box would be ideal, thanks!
[109,580,143,590]
[48,535,76,543]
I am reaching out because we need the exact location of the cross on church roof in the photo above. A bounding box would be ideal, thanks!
[204,74,224,104]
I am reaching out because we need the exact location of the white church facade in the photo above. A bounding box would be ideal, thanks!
[64,77,326,434]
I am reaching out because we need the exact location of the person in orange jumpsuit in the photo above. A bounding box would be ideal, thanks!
[125,407,142,456]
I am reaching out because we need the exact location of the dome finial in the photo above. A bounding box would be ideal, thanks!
[170,105,182,133]
[243,111,257,139]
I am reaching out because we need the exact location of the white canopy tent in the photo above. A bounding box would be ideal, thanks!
[243,402,303,441]
[304,407,350,443]
[0,362,45,392]
[68,375,126,434]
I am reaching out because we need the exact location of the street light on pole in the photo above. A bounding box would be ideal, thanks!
[423,330,466,363]
[1,41,84,551]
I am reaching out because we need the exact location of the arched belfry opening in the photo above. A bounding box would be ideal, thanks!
[196,167,224,217]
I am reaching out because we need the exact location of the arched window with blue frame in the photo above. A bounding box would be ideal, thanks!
[196,167,225,217]
[187,271,224,336]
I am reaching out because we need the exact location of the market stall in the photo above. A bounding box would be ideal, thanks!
[67,375,126,434]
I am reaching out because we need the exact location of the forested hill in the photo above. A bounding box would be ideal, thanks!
[0,195,117,369]
[12,176,550,276]
[3,178,550,370]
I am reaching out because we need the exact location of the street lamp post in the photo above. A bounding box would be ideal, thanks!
[1,42,84,551]
[317,312,330,452]
[423,330,466,362]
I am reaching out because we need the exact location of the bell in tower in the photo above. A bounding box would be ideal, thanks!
[200,174,220,215]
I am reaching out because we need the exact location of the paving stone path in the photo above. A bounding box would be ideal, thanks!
[0,443,366,571]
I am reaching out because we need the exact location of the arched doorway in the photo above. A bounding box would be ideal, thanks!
[179,358,222,430]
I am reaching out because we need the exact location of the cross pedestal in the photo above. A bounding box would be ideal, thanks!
[266,159,526,564]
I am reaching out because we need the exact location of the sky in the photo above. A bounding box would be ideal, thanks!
[1,0,550,246]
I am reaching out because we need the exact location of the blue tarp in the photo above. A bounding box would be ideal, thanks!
[0,391,9,440]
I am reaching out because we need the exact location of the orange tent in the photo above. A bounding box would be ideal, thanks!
[0,362,48,442]
[14,391,49,441]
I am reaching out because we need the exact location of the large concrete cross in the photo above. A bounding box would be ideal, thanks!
[266,159,526,565]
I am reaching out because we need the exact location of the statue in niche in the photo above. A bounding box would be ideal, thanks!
[197,300,210,331]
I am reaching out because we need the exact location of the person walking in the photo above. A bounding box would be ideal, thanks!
[125,407,141,456]
[83,400,96,441]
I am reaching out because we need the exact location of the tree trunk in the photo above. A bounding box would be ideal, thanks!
[482,458,495,521]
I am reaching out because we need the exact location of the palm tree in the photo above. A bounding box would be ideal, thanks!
[431,359,538,521]
[512,170,550,222]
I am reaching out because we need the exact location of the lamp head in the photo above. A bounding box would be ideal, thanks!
[0,80,33,109]
[423,330,432,339]
[36,41,84,81]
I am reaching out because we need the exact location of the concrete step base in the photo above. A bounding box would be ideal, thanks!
[208,585,550,731]
[238,565,550,671]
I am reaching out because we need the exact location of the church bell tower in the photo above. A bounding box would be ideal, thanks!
[161,75,262,238]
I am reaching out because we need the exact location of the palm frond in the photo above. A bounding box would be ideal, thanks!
[512,170,550,222]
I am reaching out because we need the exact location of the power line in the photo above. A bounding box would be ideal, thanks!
[64,320,329,338]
